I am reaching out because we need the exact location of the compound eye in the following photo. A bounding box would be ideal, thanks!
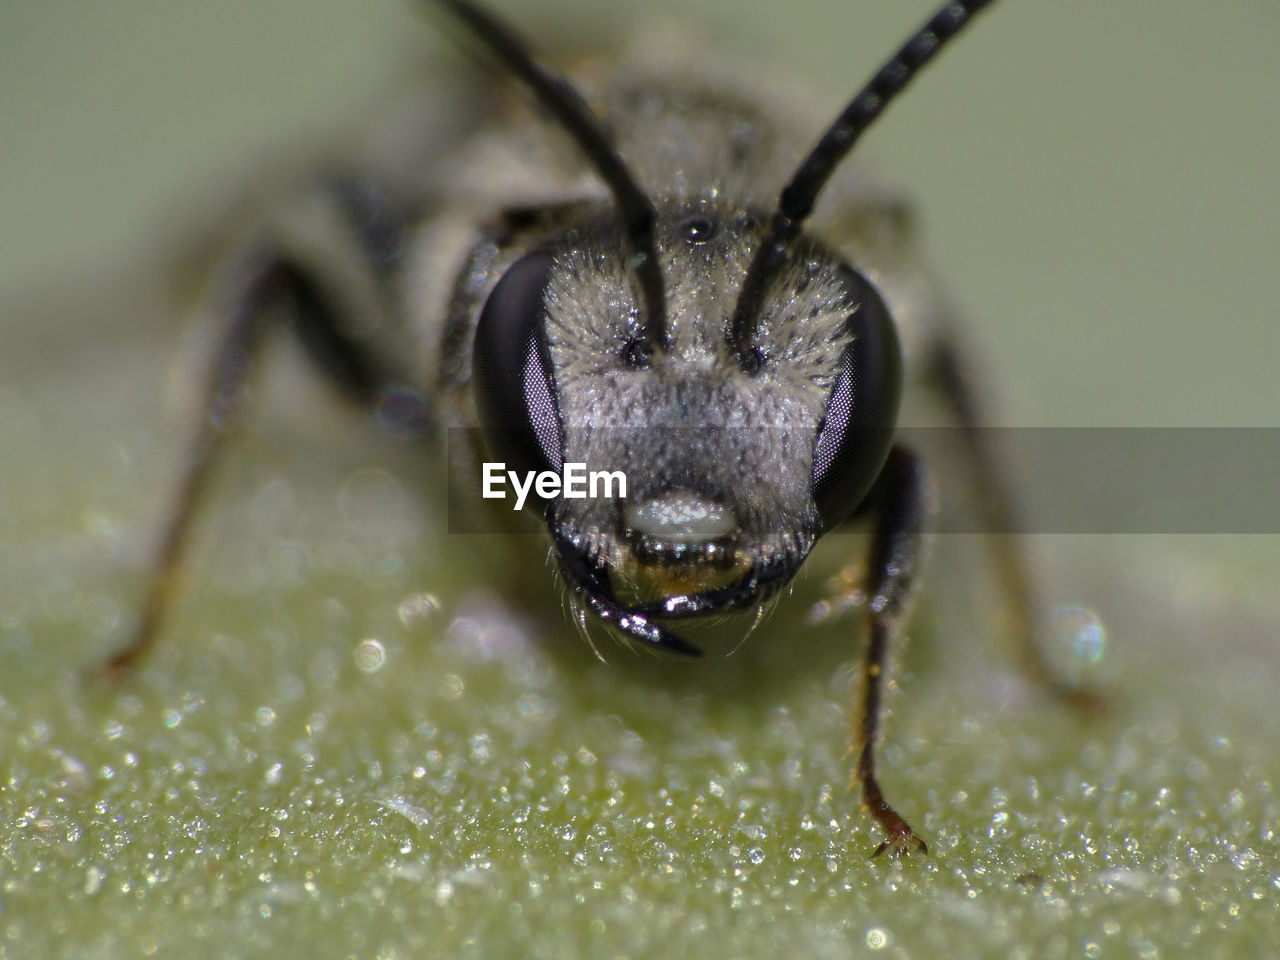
[473,251,564,490]
[810,268,902,531]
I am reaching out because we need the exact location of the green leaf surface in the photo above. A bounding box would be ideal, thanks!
[4,284,1278,959]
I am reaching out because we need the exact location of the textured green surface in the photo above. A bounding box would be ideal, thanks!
[4,2,1280,958]
[3,327,1279,957]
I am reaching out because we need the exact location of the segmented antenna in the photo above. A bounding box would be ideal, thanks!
[432,0,668,356]
[730,0,996,369]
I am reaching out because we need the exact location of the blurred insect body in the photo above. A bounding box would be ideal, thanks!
[111,0,1090,856]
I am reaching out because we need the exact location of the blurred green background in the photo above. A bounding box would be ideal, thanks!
[2,2,1278,957]
[4,0,1278,424]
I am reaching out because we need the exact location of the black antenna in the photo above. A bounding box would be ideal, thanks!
[730,0,996,369]
[432,0,668,356]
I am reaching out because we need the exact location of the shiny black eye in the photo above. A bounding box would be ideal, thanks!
[810,268,901,531]
[678,215,717,244]
[472,252,564,493]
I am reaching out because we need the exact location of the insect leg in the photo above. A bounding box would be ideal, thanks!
[853,444,931,858]
[105,229,429,673]
[924,338,1102,709]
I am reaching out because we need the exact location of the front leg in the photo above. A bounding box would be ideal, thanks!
[925,337,1101,709]
[105,209,430,673]
[852,444,932,857]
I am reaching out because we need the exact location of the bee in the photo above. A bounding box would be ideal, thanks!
[105,0,1092,857]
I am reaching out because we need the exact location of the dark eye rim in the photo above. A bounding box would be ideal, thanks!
[472,250,565,496]
[810,266,902,531]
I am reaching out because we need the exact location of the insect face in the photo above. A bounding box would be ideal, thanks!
[474,205,900,648]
